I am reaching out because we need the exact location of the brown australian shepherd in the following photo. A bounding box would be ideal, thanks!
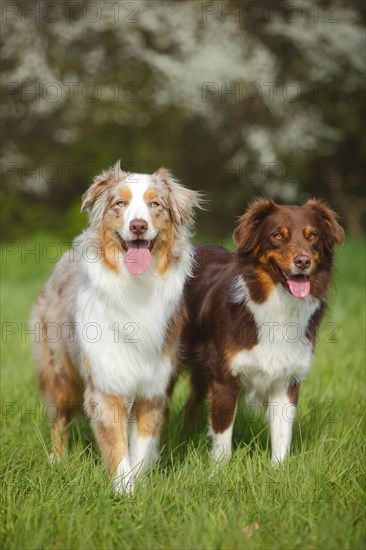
[181,199,344,464]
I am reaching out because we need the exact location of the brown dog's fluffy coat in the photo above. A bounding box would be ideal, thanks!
[181,199,344,463]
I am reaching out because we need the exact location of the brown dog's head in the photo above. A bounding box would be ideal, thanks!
[233,198,344,298]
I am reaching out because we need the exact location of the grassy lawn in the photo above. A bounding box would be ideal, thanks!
[1,236,365,550]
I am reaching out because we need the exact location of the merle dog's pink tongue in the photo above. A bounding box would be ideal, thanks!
[124,241,152,275]
[287,275,310,299]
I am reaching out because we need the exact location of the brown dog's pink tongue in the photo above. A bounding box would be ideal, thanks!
[287,275,310,299]
[124,242,152,275]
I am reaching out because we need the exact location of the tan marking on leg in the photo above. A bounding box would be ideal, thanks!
[50,414,69,458]
[84,389,128,475]
[134,397,167,437]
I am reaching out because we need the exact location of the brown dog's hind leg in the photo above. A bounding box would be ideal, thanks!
[208,380,240,461]
[184,367,209,426]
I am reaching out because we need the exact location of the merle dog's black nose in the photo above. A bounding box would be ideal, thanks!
[294,254,311,270]
[129,219,148,236]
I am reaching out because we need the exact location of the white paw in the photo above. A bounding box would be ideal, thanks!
[271,453,287,467]
[113,477,135,494]
[113,456,135,494]
[211,447,232,463]
[113,472,135,494]
[48,451,62,464]
[208,424,234,465]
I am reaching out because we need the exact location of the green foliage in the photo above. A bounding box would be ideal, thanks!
[2,0,365,240]
[1,237,365,549]
[1,193,88,242]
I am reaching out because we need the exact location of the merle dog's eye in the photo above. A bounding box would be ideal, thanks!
[117,201,127,207]
[274,232,283,240]
[150,201,160,208]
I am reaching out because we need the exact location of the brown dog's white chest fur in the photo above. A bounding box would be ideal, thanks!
[229,275,321,399]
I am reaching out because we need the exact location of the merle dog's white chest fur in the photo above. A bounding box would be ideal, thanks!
[75,247,191,399]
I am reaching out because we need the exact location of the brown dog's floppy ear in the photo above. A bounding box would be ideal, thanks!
[306,199,345,248]
[154,167,203,228]
[233,198,277,253]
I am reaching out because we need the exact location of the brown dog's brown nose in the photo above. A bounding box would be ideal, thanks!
[129,218,148,236]
[294,254,311,270]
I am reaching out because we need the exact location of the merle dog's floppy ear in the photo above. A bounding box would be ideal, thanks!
[306,199,345,249]
[81,173,111,213]
[81,160,123,213]
[80,161,128,227]
[154,167,203,227]
[233,198,277,253]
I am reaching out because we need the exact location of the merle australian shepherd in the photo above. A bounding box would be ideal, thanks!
[31,162,201,493]
[181,198,344,464]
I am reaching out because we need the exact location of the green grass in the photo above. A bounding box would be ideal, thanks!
[1,236,365,550]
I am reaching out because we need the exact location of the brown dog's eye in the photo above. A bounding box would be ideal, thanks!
[150,201,160,208]
[117,201,127,207]
[273,233,283,240]
[308,231,318,240]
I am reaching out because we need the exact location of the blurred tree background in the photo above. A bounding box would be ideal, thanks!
[1,0,365,241]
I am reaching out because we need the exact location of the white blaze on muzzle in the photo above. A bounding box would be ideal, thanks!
[119,174,158,275]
